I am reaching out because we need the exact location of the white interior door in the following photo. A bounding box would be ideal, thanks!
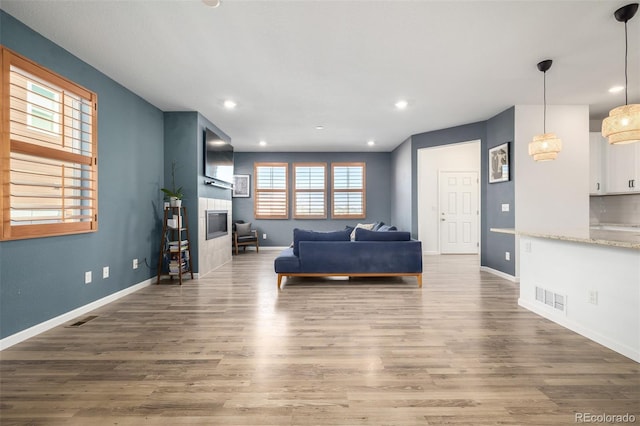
[439,171,479,254]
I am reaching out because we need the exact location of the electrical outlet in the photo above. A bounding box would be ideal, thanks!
[524,241,532,253]
[133,258,139,269]
[102,266,109,279]
[501,203,510,212]
[589,290,598,305]
[505,251,510,261]
[85,271,92,284]
[263,233,267,239]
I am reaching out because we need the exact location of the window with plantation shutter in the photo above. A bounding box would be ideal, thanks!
[293,163,326,219]
[332,162,366,219]
[254,162,288,219]
[1,47,98,240]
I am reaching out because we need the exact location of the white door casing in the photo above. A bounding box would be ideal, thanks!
[439,171,479,254]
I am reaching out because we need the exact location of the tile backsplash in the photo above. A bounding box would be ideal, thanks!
[590,193,640,225]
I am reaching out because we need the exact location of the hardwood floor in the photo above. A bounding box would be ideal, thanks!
[1,252,638,425]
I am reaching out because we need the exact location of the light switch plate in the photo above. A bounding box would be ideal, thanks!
[501,203,509,212]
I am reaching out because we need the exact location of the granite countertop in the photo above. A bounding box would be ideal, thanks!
[490,227,640,250]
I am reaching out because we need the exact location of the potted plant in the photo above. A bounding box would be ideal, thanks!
[161,160,183,207]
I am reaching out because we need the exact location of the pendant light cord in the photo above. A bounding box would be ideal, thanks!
[625,20,629,105]
[543,70,547,133]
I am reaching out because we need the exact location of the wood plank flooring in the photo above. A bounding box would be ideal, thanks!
[1,253,638,425]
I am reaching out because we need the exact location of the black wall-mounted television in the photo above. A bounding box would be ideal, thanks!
[204,128,234,189]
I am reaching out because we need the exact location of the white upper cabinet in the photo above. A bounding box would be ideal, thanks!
[589,132,605,194]
[605,139,640,193]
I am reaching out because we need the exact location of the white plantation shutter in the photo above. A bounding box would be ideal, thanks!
[332,163,365,219]
[294,163,326,219]
[2,47,98,240]
[254,163,288,219]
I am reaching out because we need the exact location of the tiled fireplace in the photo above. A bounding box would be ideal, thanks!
[198,197,232,276]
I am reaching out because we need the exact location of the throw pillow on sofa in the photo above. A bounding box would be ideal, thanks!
[350,223,376,240]
[372,221,385,231]
[377,224,397,232]
[355,228,410,241]
[293,228,351,256]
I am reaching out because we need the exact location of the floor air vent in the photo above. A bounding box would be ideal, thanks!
[67,315,98,327]
[535,286,567,314]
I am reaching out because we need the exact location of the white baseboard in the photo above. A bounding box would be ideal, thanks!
[479,266,519,283]
[0,277,155,351]
[423,250,440,255]
[518,298,640,363]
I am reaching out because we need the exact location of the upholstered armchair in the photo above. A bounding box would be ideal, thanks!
[232,220,259,255]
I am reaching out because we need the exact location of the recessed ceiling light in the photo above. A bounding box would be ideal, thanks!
[367,140,375,146]
[608,85,625,93]
[223,100,237,109]
[395,100,408,110]
[259,140,267,146]
[315,125,325,130]
[202,0,221,7]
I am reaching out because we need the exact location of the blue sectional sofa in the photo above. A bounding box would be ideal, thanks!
[274,227,423,289]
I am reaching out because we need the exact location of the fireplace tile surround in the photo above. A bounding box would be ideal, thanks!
[198,197,232,276]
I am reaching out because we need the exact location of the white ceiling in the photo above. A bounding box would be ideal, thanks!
[2,0,638,152]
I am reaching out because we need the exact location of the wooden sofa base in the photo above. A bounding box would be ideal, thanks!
[277,273,422,289]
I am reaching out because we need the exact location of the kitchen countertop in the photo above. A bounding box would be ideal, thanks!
[490,227,640,250]
[590,223,640,229]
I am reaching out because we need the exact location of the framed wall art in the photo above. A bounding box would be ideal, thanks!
[232,174,250,197]
[489,142,510,183]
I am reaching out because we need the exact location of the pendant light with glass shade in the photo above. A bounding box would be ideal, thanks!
[602,3,640,145]
[529,59,562,161]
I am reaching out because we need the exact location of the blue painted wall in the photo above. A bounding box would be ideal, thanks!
[163,112,232,272]
[232,152,392,247]
[390,137,412,234]
[484,107,515,275]
[163,112,200,271]
[0,12,165,339]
